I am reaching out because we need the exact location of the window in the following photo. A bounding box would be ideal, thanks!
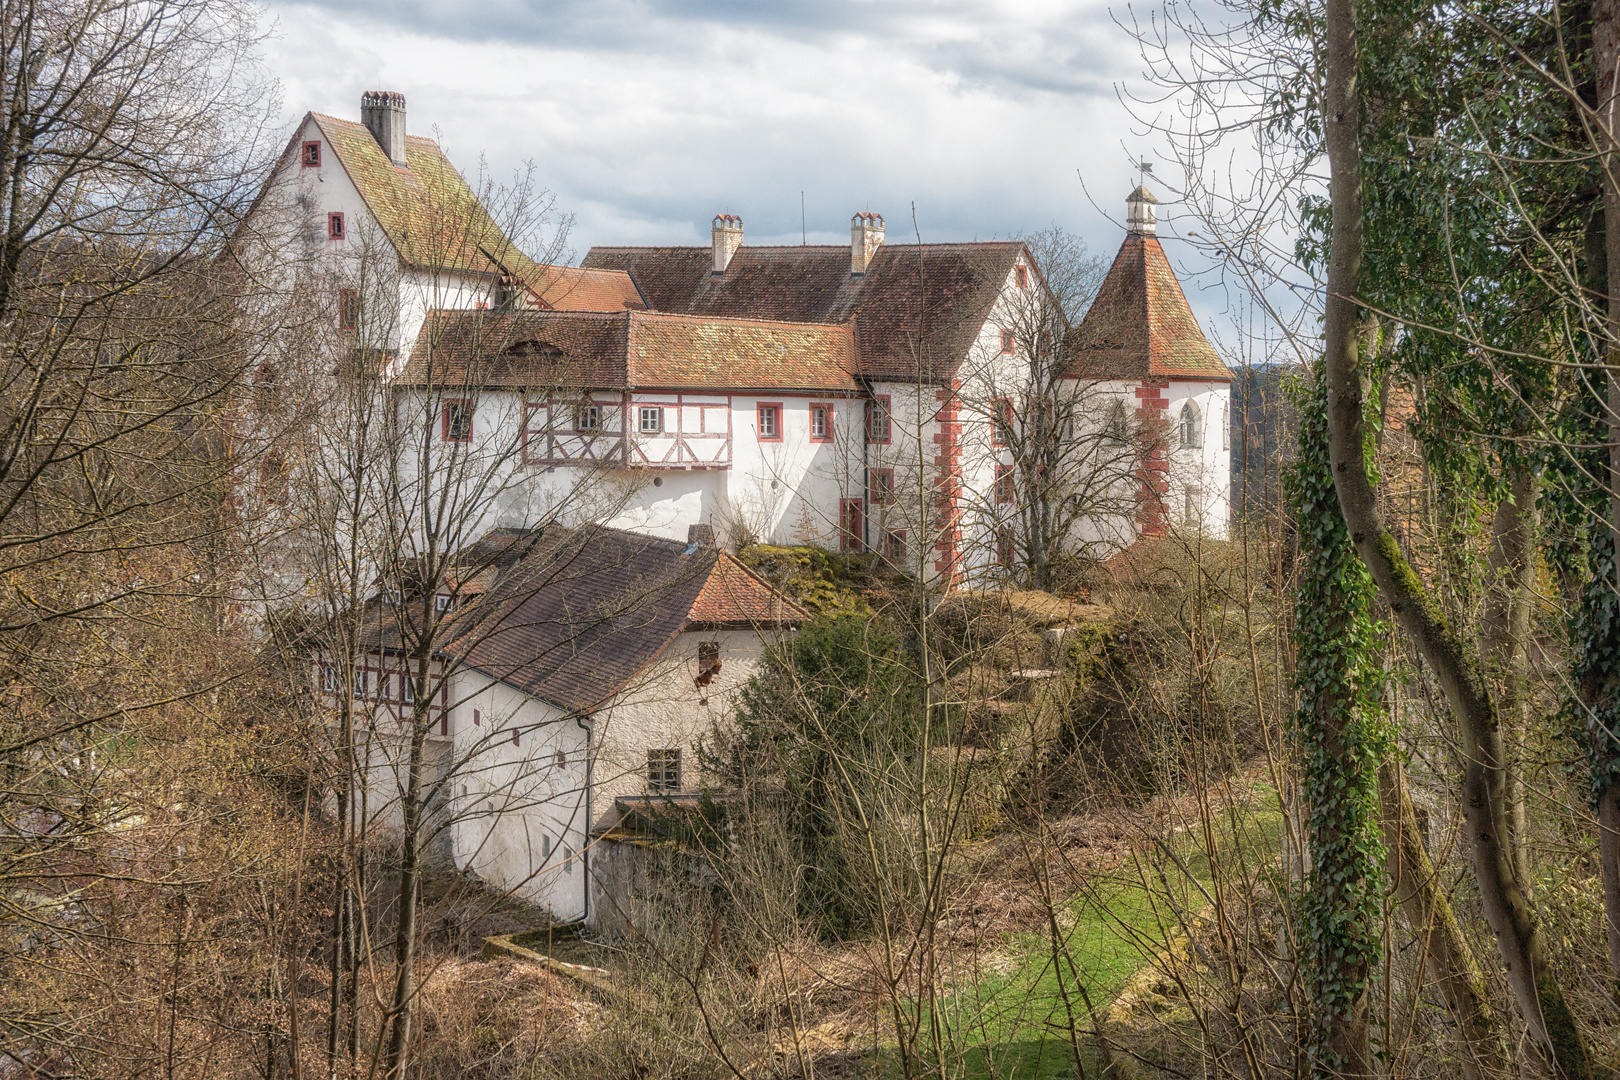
[442,400,473,442]
[698,641,720,671]
[809,403,833,443]
[1179,402,1201,449]
[338,288,358,330]
[997,527,1016,568]
[320,665,335,693]
[639,406,663,433]
[435,593,454,614]
[995,463,1016,504]
[1000,328,1015,354]
[1015,264,1028,288]
[575,403,601,432]
[1222,401,1230,450]
[353,666,366,699]
[648,749,682,793]
[473,709,481,726]
[992,398,1014,447]
[1186,486,1202,524]
[839,498,865,552]
[883,529,907,562]
[301,140,321,167]
[757,403,782,441]
[327,212,345,240]
[867,467,895,506]
[1105,400,1129,442]
[865,396,891,443]
[512,728,521,747]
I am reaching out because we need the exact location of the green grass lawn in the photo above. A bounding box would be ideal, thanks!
[897,785,1287,1080]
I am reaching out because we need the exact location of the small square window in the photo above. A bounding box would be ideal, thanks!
[302,141,321,167]
[1015,265,1028,288]
[639,406,663,433]
[868,467,895,506]
[757,403,782,441]
[648,748,682,793]
[320,665,335,693]
[338,288,358,330]
[328,212,345,240]
[1000,328,1014,354]
[883,529,907,562]
[576,404,601,432]
[443,400,473,442]
[809,403,833,443]
[995,463,1016,504]
[865,397,891,443]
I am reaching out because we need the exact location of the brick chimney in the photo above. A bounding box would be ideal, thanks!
[1126,185,1158,236]
[851,212,884,275]
[711,214,743,273]
[361,91,408,167]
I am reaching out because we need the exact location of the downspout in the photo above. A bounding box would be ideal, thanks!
[576,711,593,925]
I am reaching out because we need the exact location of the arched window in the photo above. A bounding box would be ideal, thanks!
[1179,402,1201,449]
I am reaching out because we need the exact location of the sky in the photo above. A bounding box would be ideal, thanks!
[257,0,1251,329]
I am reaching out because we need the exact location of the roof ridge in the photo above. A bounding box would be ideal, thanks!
[626,309,855,333]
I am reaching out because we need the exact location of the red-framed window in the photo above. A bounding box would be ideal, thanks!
[757,402,782,442]
[867,467,895,506]
[999,328,1014,354]
[328,212,345,240]
[992,398,1013,446]
[995,463,1016,504]
[338,288,358,330]
[865,396,891,443]
[442,399,473,442]
[997,527,1016,567]
[839,498,865,552]
[1015,264,1028,288]
[883,529,907,562]
[302,140,321,167]
[809,402,834,443]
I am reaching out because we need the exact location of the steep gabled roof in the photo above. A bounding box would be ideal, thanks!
[355,526,805,715]
[582,242,1026,381]
[1063,234,1231,383]
[397,309,860,393]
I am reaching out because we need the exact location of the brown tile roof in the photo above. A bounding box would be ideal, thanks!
[1062,235,1231,383]
[397,309,860,393]
[355,526,803,714]
[516,263,645,312]
[581,242,1026,381]
[311,113,535,277]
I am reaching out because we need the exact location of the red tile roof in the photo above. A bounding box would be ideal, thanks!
[1063,235,1231,383]
[398,309,860,393]
[517,263,645,312]
[581,242,1026,381]
[353,526,804,714]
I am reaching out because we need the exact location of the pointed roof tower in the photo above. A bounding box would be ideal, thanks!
[1064,186,1231,382]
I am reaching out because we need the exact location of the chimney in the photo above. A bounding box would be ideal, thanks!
[361,91,409,168]
[710,214,743,273]
[851,212,884,275]
[687,524,715,548]
[1126,185,1158,236]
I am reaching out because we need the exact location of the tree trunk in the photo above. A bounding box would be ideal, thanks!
[382,696,428,1080]
[1379,757,1512,1080]
[1480,467,1536,891]
[1321,0,1593,1071]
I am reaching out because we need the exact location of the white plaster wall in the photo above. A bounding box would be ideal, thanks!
[725,395,861,547]
[590,628,773,810]
[1165,379,1232,538]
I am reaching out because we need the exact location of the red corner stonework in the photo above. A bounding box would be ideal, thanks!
[932,382,964,583]
[1134,379,1170,537]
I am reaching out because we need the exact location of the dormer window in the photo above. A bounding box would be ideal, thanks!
[435,593,454,614]
[302,141,321,167]
[328,212,345,240]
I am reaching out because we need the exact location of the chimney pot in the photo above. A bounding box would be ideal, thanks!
[361,91,409,168]
[851,211,885,275]
[1126,185,1158,236]
[711,214,743,274]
